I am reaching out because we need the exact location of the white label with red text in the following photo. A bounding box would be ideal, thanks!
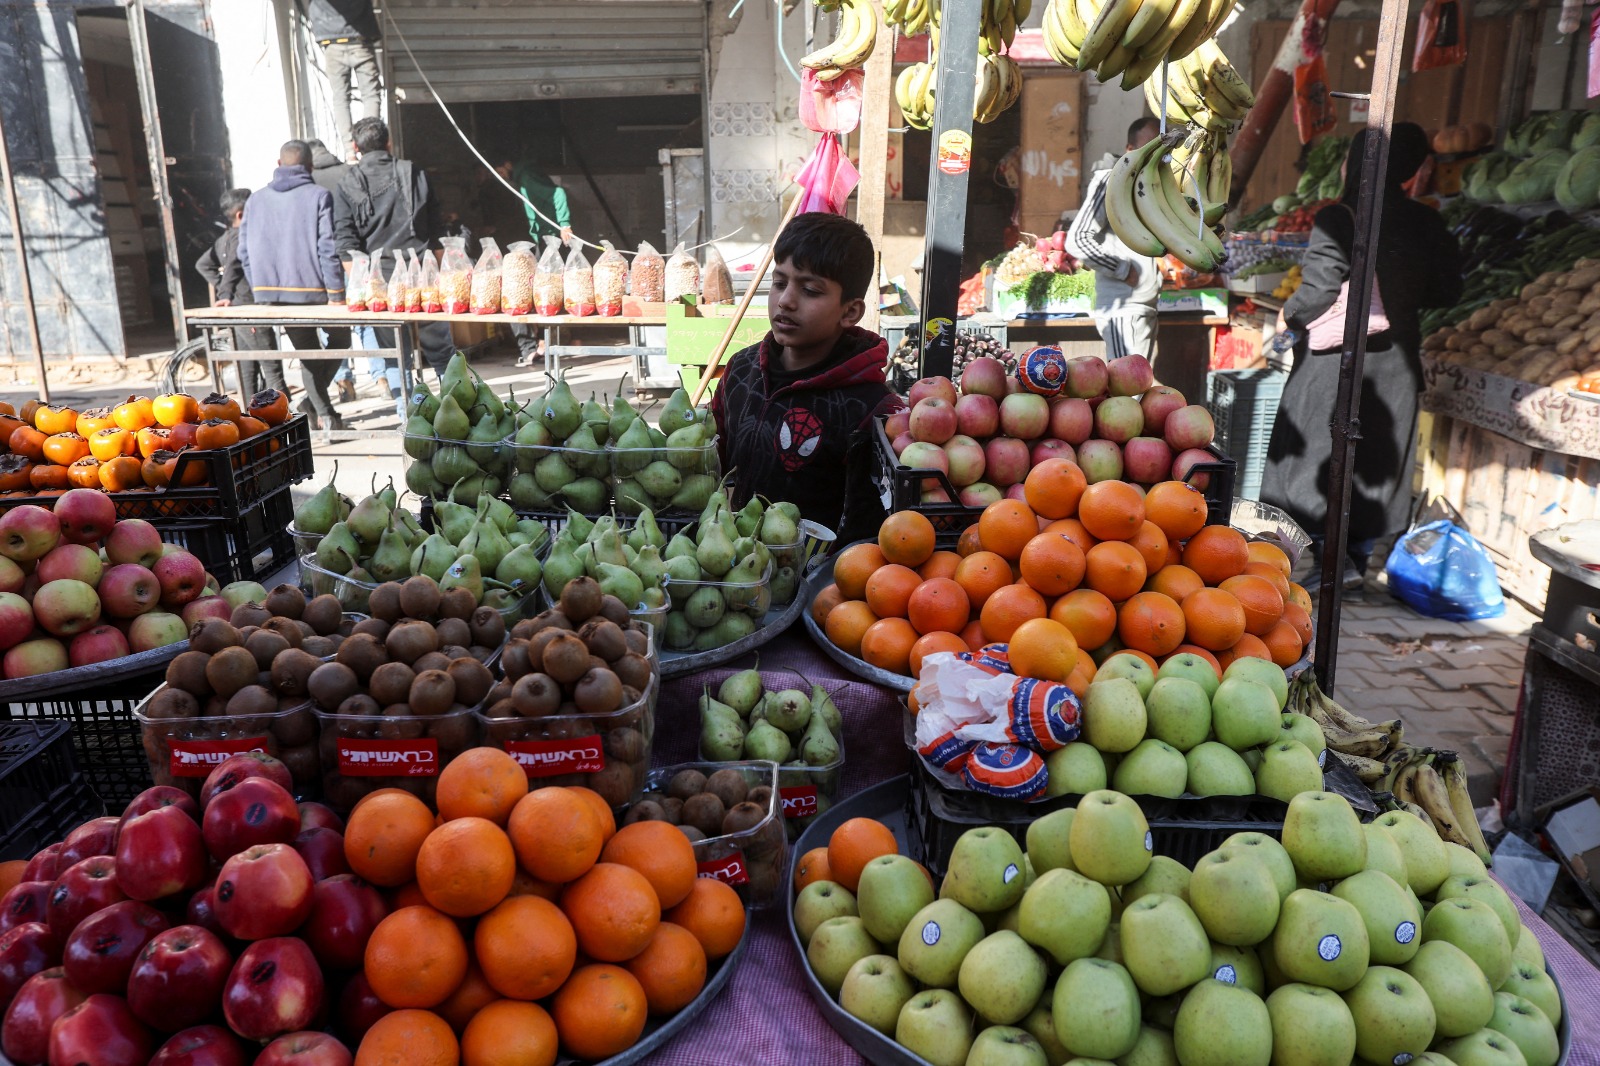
[780,785,819,819]
[337,738,439,777]
[169,736,269,778]
[505,737,606,778]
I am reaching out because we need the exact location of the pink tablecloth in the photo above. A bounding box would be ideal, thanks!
[637,630,1600,1066]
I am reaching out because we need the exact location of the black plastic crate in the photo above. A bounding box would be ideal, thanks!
[0,721,106,862]
[0,672,167,809]
[1,776,104,862]
[158,485,297,586]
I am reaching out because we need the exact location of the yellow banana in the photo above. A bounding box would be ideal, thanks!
[1076,0,1142,72]
[1105,129,1169,256]
[1120,0,1173,51]
[1134,0,1203,62]
[1167,0,1225,60]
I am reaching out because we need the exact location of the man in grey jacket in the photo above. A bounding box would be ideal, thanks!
[1067,117,1163,361]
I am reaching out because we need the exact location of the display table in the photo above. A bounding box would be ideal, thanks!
[641,630,1600,1065]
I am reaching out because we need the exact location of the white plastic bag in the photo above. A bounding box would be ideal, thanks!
[594,241,627,317]
[471,237,503,315]
[564,244,594,317]
[665,242,700,302]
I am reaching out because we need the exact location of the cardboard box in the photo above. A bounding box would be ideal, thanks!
[1544,789,1600,898]
[1157,289,1227,316]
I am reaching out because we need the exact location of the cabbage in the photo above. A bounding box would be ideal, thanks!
[1575,113,1600,152]
[1464,152,1515,202]
[1496,149,1570,204]
[1531,111,1585,153]
[1556,146,1600,211]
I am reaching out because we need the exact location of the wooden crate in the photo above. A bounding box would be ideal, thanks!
[1421,414,1600,613]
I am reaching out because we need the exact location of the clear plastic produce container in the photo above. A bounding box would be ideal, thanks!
[313,704,480,810]
[644,760,786,908]
[402,431,512,502]
[134,687,320,801]
[660,559,773,653]
[500,434,614,513]
[298,553,539,625]
[697,729,843,841]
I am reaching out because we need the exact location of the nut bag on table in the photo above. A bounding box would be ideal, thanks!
[404,250,425,312]
[665,242,700,302]
[366,248,389,312]
[346,251,370,311]
[594,240,628,317]
[502,240,537,315]
[471,237,503,315]
[439,236,473,313]
[534,236,566,316]
[701,245,734,305]
[564,243,595,317]
[419,248,442,312]
[630,240,665,301]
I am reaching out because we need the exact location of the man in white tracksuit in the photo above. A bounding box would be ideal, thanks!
[1068,117,1163,360]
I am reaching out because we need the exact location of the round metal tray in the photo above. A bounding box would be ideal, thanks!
[799,553,913,694]
[659,595,804,680]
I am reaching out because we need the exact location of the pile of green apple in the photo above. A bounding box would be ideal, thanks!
[796,788,1562,1066]
[1041,653,1326,803]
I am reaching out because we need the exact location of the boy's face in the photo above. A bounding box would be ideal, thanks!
[769,260,864,352]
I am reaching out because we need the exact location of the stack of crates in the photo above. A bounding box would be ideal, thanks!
[1207,369,1287,501]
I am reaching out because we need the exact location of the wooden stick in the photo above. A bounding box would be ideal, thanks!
[690,188,805,406]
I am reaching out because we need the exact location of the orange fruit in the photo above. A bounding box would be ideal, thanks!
[365,905,470,1009]
[1077,481,1145,542]
[1219,574,1285,636]
[1169,644,1222,676]
[793,847,833,892]
[907,577,971,635]
[387,881,429,910]
[1128,521,1170,575]
[461,1000,558,1066]
[563,787,617,845]
[1117,592,1186,657]
[1262,620,1304,667]
[827,817,899,893]
[1018,533,1086,597]
[1165,541,1183,568]
[475,895,577,1001]
[437,748,528,826]
[561,862,661,962]
[600,821,699,910]
[1084,541,1148,603]
[1281,602,1313,646]
[664,877,747,959]
[879,511,936,567]
[356,1009,459,1066]
[1286,582,1313,614]
[1043,518,1098,554]
[1022,459,1087,520]
[437,963,498,1035]
[956,524,983,556]
[345,790,437,887]
[953,551,1014,611]
[1243,561,1293,602]
[1147,563,1205,603]
[1216,632,1273,671]
[833,543,887,600]
[507,870,561,902]
[824,600,879,657]
[864,564,923,619]
[1050,589,1118,651]
[1182,526,1250,585]
[1143,481,1209,541]
[918,550,963,581]
[810,583,846,628]
[1181,588,1248,652]
[977,499,1039,560]
[910,631,969,677]
[979,583,1047,643]
[417,817,517,918]
[1246,541,1293,578]
[551,965,647,1060]
[508,787,604,884]
[1008,618,1079,682]
[860,617,919,675]
[0,860,28,897]
[1065,662,1093,699]
[624,922,707,1014]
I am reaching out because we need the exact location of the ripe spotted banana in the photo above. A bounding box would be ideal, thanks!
[1441,756,1494,864]
[1076,0,1142,72]
[800,0,879,76]
[1337,751,1389,787]
[1104,132,1169,257]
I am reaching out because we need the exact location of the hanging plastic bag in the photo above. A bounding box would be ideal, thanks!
[701,245,734,305]
[564,244,595,317]
[472,237,503,315]
[405,251,425,312]
[366,249,390,312]
[630,240,665,301]
[665,242,700,302]
[439,236,473,314]
[420,251,442,313]
[1383,499,1505,621]
[1294,55,1337,143]
[1589,6,1600,100]
[533,237,565,317]
[594,241,627,317]
[799,68,864,135]
[386,250,410,314]
[1412,0,1467,71]
[346,252,370,312]
[502,241,537,316]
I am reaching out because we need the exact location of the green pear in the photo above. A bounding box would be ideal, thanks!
[405,460,443,498]
[314,522,360,575]
[839,954,915,1038]
[367,518,412,583]
[1265,983,1357,1066]
[1185,742,1256,797]
[810,681,842,734]
[1144,677,1212,752]
[758,507,799,547]
[410,533,458,582]
[440,554,483,601]
[1281,792,1367,883]
[1120,894,1212,996]
[658,387,698,437]
[494,543,543,588]
[696,522,736,577]
[943,827,1027,914]
[805,916,880,996]
[580,393,608,443]
[466,409,504,465]
[563,423,608,479]
[1270,889,1370,991]
[559,477,608,514]
[1403,940,1495,1038]
[794,880,857,945]
[1082,679,1147,754]
[743,718,792,763]
[608,394,640,445]
[1051,958,1140,1060]
[441,351,475,411]
[1171,979,1273,1066]
[1044,743,1106,797]
[1121,855,1191,907]
[537,375,582,439]
[958,931,1048,1026]
[1017,868,1110,966]
[716,658,764,716]
[432,392,471,440]
[699,699,745,761]
[664,532,696,561]
[672,473,717,512]
[430,444,479,486]
[798,711,839,767]
[403,415,437,458]
[346,492,391,547]
[765,688,811,733]
[1024,808,1075,875]
[897,898,985,988]
[1253,739,1324,803]
[407,378,440,422]
[1068,790,1151,887]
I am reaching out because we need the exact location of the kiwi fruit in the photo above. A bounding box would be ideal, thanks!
[526,629,565,673]
[659,797,684,825]
[745,786,773,810]
[541,633,591,686]
[166,651,213,697]
[270,647,322,697]
[335,633,388,684]
[682,793,726,837]
[586,656,610,676]
[486,680,512,706]
[301,594,343,636]
[578,618,626,663]
[336,693,381,717]
[678,825,707,843]
[623,800,665,825]
[366,582,402,623]
[294,620,317,641]
[351,617,390,641]
[230,602,271,629]
[385,620,438,665]
[369,661,416,707]
[226,685,277,718]
[721,801,767,837]
[597,595,631,628]
[204,646,260,701]
[486,699,517,719]
[704,769,749,810]
[431,712,475,750]
[378,717,425,740]
[510,618,540,642]
[263,584,306,620]
[603,726,647,764]
[435,617,471,650]
[611,652,652,694]
[146,687,199,719]
[558,577,602,625]
[300,635,338,658]
[469,607,506,649]
[399,576,442,620]
[307,661,360,711]
[530,610,572,634]
[447,658,493,708]
[412,651,451,674]
[501,642,531,680]
[260,617,303,649]
[667,769,708,801]
[439,587,476,620]
[244,630,290,672]
[273,707,315,747]
[189,618,241,654]
[623,627,650,657]
[439,644,471,662]
[510,673,561,717]
[409,669,456,716]
[380,703,411,717]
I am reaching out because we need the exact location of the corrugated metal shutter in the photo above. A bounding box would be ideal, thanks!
[382,0,705,102]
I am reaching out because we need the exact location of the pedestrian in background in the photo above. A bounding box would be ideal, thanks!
[1067,117,1163,360]
[195,188,290,398]
[500,158,573,368]
[300,0,382,160]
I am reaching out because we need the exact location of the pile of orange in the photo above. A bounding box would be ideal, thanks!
[345,748,747,1066]
[812,460,1314,690]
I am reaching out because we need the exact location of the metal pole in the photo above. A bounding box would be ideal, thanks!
[1312,0,1408,695]
[0,87,50,401]
[127,0,188,349]
[855,0,895,336]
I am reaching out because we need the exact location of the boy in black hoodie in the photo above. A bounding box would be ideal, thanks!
[710,213,899,544]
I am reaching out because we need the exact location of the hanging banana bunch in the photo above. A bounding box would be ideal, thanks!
[801,0,881,80]
[889,0,1030,44]
[1102,127,1232,271]
[894,48,1021,130]
[895,60,938,130]
[1040,0,1237,89]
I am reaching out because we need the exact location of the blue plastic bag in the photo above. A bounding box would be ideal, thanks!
[1384,518,1505,621]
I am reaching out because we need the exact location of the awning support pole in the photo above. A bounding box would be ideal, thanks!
[0,80,50,401]
[127,0,188,349]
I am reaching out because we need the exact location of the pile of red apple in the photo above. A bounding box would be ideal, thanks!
[0,491,234,679]
[0,752,381,1064]
[886,353,1219,509]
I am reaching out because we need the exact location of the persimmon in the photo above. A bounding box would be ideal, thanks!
[152,393,199,427]
[33,405,78,435]
[194,419,240,450]
[41,433,90,466]
[75,407,115,437]
[0,456,33,491]
[111,396,156,432]
[66,456,101,489]
[17,400,41,427]
[168,422,199,450]
[199,393,242,424]
[151,449,206,487]
[0,415,23,443]
[135,426,172,459]
[236,414,269,439]
[88,427,135,462]
[0,401,14,417]
[7,426,45,461]
[141,453,170,488]
[99,456,143,492]
[28,464,69,490]
[248,389,290,426]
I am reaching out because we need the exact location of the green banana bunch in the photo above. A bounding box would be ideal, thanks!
[1049,0,1232,87]
[1102,126,1231,271]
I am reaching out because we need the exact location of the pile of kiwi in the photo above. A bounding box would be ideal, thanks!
[480,576,658,809]
[633,766,786,900]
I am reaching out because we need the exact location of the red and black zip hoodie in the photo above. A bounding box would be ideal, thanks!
[711,326,903,544]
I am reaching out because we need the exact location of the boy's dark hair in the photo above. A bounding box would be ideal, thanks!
[774,212,876,300]
[352,117,389,155]
[220,188,251,217]
[1127,117,1160,146]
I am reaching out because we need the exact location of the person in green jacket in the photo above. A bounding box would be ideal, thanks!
[499,159,573,367]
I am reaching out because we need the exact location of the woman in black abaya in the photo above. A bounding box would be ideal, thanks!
[1259,124,1463,589]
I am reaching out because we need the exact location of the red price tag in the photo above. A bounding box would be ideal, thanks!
[504,737,606,778]
[337,738,440,777]
[696,853,749,885]
[780,785,819,819]
[167,736,270,778]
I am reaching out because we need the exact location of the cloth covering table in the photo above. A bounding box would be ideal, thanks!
[636,629,1600,1065]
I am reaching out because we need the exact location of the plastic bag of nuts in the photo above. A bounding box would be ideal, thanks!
[630,240,665,301]
[420,251,442,313]
[502,241,537,315]
[346,252,370,312]
[594,240,627,317]
[471,237,503,315]
[366,249,390,312]
[405,250,425,312]
[439,236,473,314]
[701,245,734,305]
[386,251,411,313]
[665,242,700,302]
[533,236,565,317]
[564,244,595,317]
